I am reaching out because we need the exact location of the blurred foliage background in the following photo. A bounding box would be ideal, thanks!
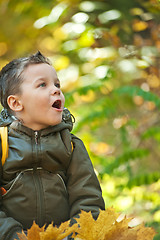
[0,0,160,238]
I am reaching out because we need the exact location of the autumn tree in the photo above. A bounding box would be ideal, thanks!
[0,0,160,238]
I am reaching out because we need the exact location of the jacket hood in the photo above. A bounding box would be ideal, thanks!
[0,108,16,127]
[0,107,74,134]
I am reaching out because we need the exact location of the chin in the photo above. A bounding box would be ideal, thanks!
[51,117,62,126]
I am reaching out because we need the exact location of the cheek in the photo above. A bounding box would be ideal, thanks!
[61,93,65,105]
[34,94,48,105]
[26,96,46,111]
[35,99,48,110]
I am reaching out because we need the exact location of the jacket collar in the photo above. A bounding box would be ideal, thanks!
[9,120,73,137]
[0,108,74,135]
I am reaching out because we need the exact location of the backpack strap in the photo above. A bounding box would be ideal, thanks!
[0,127,8,166]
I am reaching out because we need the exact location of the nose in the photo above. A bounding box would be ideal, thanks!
[51,85,61,95]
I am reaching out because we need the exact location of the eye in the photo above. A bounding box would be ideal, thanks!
[39,82,46,88]
[55,82,60,88]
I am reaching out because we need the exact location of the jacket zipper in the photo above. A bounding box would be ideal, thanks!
[57,174,67,194]
[33,131,45,227]
[35,131,38,145]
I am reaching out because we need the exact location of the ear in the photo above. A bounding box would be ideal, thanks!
[7,95,23,112]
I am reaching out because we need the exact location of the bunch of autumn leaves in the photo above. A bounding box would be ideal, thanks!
[17,207,156,240]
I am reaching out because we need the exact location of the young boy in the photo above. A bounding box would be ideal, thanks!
[0,51,105,240]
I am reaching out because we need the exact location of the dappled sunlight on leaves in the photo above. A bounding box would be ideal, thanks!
[0,0,160,237]
[132,20,148,32]
[0,42,8,56]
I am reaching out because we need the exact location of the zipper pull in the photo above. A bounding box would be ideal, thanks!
[35,131,38,144]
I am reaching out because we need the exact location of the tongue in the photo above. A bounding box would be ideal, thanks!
[52,100,60,109]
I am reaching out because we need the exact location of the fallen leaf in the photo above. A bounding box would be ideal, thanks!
[40,220,77,240]
[17,230,28,240]
[75,208,156,240]
[17,208,156,240]
[27,222,45,240]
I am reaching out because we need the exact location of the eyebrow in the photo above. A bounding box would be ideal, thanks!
[33,77,46,85]
[56,78,60,83]
[33,77,60,84]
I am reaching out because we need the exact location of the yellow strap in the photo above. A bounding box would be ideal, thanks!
[0,127,8,166]
[71,141,74,152]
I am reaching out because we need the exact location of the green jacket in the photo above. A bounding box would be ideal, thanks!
[0,109,105,240]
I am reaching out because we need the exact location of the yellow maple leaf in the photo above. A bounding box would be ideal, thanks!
[104,217,138,240]
[75,208,156,240]
[104,217,156,240]
[16,208,156,240]
[137,224,156,240]
[75,208,120,240]
[28,221,45,240]
[73,210,96,240]
[17,221,45,240]
[40,220,78,240]
[95,207,120,240]
[17,230,28,240]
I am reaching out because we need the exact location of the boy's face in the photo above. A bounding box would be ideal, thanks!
[16,63,65,130]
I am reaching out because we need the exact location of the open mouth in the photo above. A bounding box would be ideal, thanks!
[52,100,62,109]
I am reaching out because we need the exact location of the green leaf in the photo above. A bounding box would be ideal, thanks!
[104,149,149,174]
[115,86,160,107]
[142,126,160,141]
[127,172,160,188]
